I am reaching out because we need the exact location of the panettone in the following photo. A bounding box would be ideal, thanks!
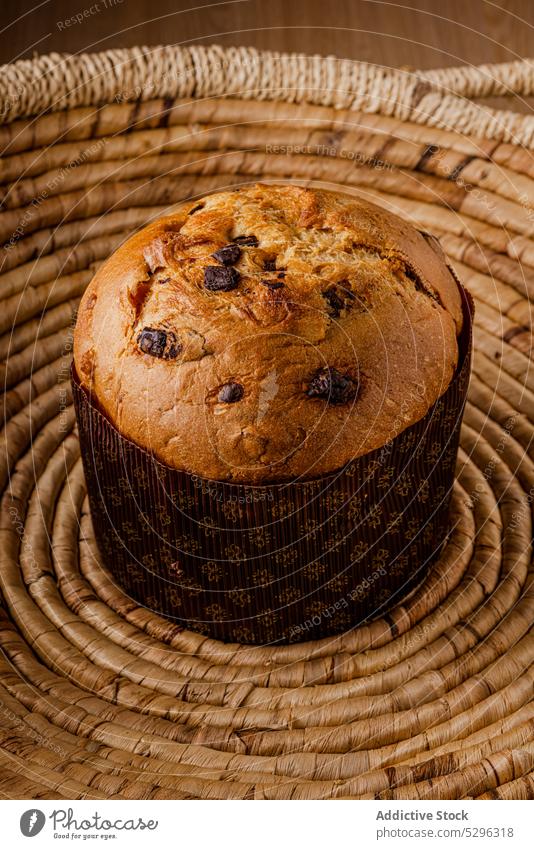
[74,184,463,484]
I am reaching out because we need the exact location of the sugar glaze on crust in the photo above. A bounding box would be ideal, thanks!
[74,184,462,483]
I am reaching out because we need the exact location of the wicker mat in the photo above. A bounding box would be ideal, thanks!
[1,46,533,800]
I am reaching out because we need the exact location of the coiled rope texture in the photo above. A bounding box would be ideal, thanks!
[0,46,533,799]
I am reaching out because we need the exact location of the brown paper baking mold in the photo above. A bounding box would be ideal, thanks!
[72,287,473,645]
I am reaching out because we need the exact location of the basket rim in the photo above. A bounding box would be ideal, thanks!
[1,45,534,146]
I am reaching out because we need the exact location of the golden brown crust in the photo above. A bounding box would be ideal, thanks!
[74,184,462,482]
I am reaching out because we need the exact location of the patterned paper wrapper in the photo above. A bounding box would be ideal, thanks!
[72,287,473,645]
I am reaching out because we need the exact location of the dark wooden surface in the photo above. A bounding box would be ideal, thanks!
[1,0,533,69]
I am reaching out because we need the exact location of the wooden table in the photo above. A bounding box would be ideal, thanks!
[1,0,533,72]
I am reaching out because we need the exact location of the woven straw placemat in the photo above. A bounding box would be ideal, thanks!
[0,46,533,800]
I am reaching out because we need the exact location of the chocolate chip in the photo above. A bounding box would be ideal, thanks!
[263,258,276,271]
[233,235,258,247]
[188,203,204,215]
[212,244,242,266]
[323,283,354,318]
[260,279,284,290]
[307,367,358,405]
[218,382,244,403]
[323,287,344,318]
[137,328,182,359]
[204,265,240,291]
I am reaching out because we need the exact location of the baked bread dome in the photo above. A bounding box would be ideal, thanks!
[74,184,463,483]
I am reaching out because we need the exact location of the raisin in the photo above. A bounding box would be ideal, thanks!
[307,367,358,405]
[218,382,244,403]
[233,235,258,247]
[137,328,182,359]
[260,279,284,290]
[263,258,276,271]
[188,203,204,215]
[212,244,241,266]
[204,266,240,291]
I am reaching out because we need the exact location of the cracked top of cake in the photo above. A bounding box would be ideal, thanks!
[73,184,463,483]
